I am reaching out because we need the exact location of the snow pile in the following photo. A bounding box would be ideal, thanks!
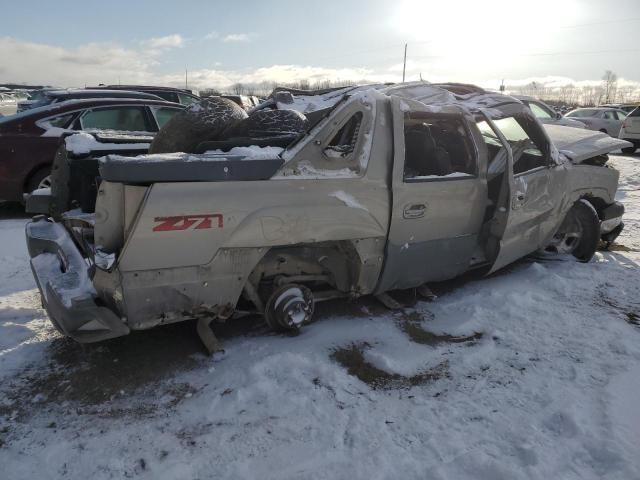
[273,84,387,114]
[273,160,360,179]
[0,156,639,479]
[409,172,475,180]
[65,132,150,155]
[29,187,51,196]
[203,146,284,160]
[106,145,283,164]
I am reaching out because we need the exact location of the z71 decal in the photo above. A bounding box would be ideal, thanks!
[153,214,224,232]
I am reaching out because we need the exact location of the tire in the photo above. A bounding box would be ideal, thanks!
[149,97,248,154]
[26,166,52,194]
[222,109,309,139]
[548,200,600,262]
[599,129,608,135]
[621,146,637,154]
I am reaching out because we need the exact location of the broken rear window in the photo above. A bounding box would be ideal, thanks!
[403,114,476,180]
[324,111,363,158]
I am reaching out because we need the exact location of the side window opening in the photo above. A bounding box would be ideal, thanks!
[477,115,547,177]
[151,106,181,129]
[80,107,148,132]
[528,102,552,119]
[324,111,363,158]
[178,93,199,106]
[403,114,476,180]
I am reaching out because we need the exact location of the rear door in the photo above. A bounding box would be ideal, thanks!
[602,110,622,135]
[376,97,487,292]
[622,108,640,135]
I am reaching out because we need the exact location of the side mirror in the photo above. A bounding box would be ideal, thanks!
[555,111,562,119]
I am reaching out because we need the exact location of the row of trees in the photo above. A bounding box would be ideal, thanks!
[200,78,358,98]
[198,70,639,107]
[508,71,640,107]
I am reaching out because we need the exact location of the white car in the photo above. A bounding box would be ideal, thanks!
[618,107,640,154]
[514,95,586,128]
[0,92,18,116]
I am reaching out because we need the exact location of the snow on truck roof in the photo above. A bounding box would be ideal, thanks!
[266,81,522,117]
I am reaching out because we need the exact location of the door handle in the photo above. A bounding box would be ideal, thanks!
[403,203,426,219]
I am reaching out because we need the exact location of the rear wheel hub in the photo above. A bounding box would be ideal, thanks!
[265,284,314,331]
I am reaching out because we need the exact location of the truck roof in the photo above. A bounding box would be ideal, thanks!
[263,82,522,118]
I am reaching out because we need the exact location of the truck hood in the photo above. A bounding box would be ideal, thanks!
[544,124,633,163]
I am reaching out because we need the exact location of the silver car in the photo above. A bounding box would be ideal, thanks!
[565,107,628,136]
[514,95,586,128]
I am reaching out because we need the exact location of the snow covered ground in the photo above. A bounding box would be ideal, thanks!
[1,156,639,479]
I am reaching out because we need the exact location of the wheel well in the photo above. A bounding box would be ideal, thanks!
[579,196,606,220]
[248,242,356,287]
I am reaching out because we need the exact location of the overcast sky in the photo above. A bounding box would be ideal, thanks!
[1,0,639,90]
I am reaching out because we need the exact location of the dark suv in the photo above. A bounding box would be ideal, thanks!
[0,97,184,202]
[90,85,200,106]
[16,89,163,113]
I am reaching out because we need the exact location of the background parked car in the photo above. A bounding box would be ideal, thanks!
[16,88,57,113]
[565,107,628,136]
[90,85,200,106]
[514,95,586,128]
[618,107,640,154]
[601,103,639,114]
[16,89,163,113]
[0,93,18,116]
[0,97,184,202]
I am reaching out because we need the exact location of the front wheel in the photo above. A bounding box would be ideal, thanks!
[621,145,637,154]
[27,167,52,193]
[546,200,600,262]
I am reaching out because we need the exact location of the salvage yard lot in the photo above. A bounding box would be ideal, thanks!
[1,157,639,479]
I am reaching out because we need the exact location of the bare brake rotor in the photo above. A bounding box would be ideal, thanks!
[265,284,315,331]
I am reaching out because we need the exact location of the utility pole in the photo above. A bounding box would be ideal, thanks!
[402,43,408,83]
[185,68,188,89]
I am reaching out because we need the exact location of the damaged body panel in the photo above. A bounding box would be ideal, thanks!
[25,82,628,344]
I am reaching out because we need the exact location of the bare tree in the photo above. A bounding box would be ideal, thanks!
[602,70,618,104]
[231,83,246,95]
[199,88,221,97]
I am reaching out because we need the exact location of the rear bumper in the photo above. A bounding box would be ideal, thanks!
[24,191,53,214]
[620,130,640,145]
[25,217,129,343]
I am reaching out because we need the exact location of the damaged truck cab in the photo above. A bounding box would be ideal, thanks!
[26,83,628,344]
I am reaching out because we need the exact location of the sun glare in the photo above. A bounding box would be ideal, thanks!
[391,0,580,61]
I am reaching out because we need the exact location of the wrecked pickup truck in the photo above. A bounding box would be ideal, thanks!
[25,82,629,348]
